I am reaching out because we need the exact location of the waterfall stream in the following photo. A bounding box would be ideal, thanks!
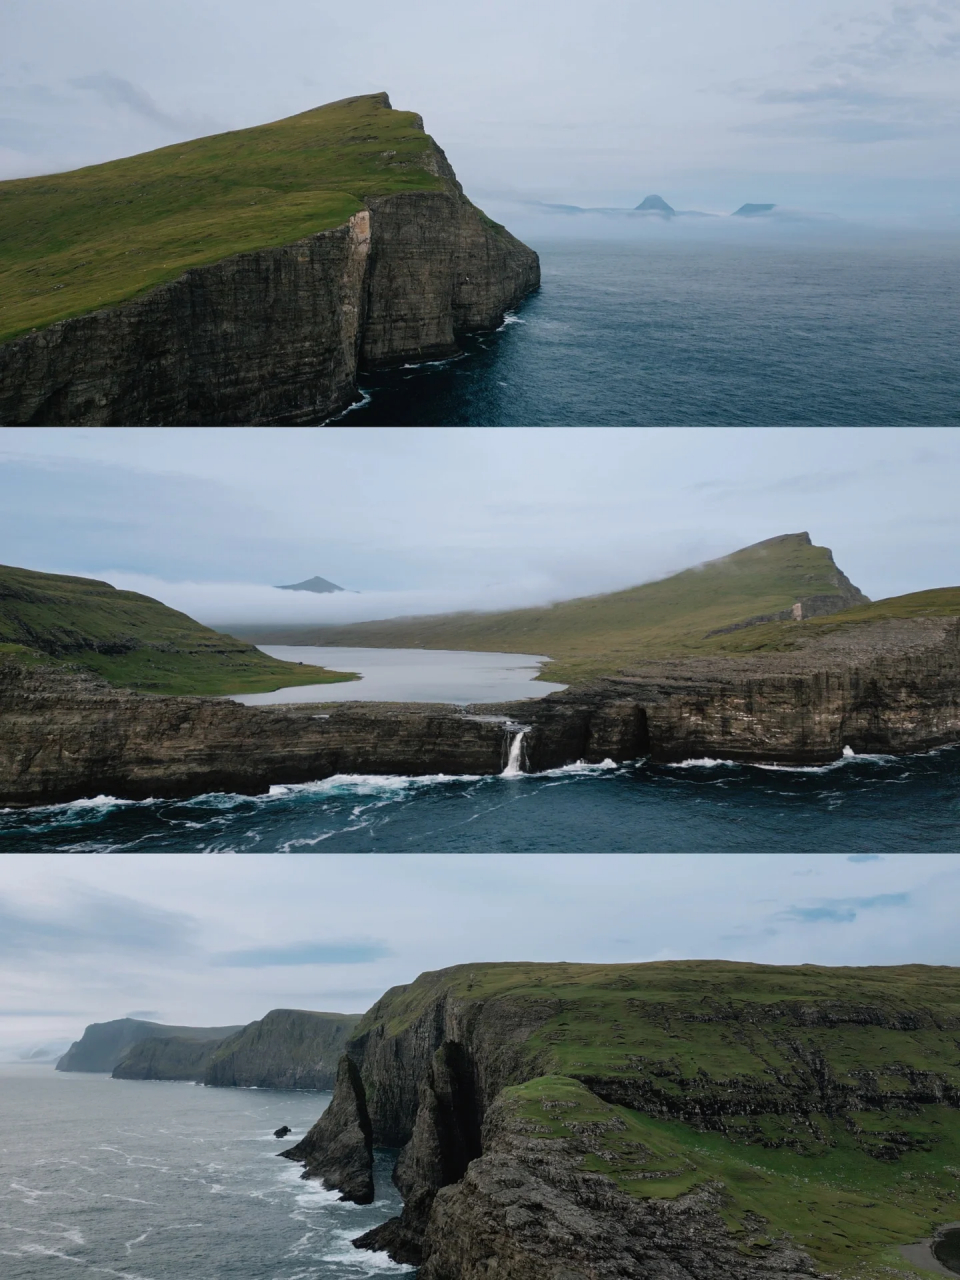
[502,729,526,777]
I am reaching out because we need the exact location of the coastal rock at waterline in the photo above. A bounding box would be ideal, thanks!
[280,1055,374,1204]
[0,187,539,426]
[274,1125,292,1139]
[418,1095,817,1280]
[354,1040,483,1264]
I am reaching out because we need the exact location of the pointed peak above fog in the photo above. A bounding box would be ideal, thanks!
[275,576,345,594]
[635,194,675,214]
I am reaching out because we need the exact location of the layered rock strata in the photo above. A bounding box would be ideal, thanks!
[1,614,958,806]
[279,962,960,1278]
[418,1096,816,1280]
[0,158,539,426]
[280,1055,374,1203]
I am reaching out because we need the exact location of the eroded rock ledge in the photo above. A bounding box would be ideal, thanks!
[0,615,957,806]
[281,962,960,1279]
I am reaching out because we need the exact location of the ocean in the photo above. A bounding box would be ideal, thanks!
[0,1064,408,1280]
[2,746,958,854]
[341,232,960,425]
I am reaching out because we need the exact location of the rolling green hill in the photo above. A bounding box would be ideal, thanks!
[238,532,872,684]
[0,92,448,343]
[361,960,960,1276]
[0,563,356,695]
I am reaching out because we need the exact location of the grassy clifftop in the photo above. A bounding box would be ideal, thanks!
[241,532,871,683]
[0,562,355,695]
[0,92,450,343]
[359,960,960,1276]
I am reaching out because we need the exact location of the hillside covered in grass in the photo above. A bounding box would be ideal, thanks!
[357,960,960,1277]
[240,532,871,684]
[0,92,449,343]
[0,563,355,695]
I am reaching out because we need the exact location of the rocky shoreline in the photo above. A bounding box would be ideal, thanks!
[0,614,957,807]
[279,961,960,1279]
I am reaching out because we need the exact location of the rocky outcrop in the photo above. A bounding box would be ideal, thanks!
[203,1009,360,1090]
[513,615,960,767]
[274,962,960,1274]
[57,1016,244,1073]
[2,613,958,807]
[417,1094,816,1280]
[0,128,539,425]
[0,656,512,805]
[281,1055,374,1203]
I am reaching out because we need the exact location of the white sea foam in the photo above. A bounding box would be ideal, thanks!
[666,751,898,774]
[497,311,526,329]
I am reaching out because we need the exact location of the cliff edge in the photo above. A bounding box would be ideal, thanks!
[0,93,539,425]
[283,961,960,1279]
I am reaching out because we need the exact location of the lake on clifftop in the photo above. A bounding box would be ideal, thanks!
[229,647,568,705]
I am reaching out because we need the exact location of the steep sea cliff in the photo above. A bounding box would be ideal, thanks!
[283,962,960,1279]
[1,614,957,806]
[0,95,539,425]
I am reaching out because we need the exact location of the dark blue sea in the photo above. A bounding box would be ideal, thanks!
[2,747,958,853]
[0,1065,407,1280]
[343,233,960,425]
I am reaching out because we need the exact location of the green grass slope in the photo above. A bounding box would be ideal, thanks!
[361,960,960,1277]
[0,92,449,343]
[0,563,356,695]
[239,532,869,684]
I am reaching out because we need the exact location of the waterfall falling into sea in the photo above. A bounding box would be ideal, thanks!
[502,729,526,777]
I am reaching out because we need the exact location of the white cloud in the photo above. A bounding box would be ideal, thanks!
[0,852,957,1057]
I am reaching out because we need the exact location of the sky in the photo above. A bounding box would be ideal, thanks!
[0,426,958,627]
[2,851,958,1060]
[3,0,960,223]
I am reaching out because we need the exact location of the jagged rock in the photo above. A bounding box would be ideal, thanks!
[355,1040,483,1264]
[274,1126,291,1139]
[280,1055,374,1204]
[419,1094,817,1280]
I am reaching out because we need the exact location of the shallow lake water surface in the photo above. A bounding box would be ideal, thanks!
[231,647,567,705]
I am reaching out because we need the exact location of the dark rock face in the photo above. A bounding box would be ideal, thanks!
[203,1009,360,1091]
[57,1017,243,1073]
[1,614,958,807]
[274,1126,292,1139]
[0,659,511,806]
[0,176,539,425]
[515,617,960,768]
[354,1040,484,1264]
[281,1055,374,1204]
[419,1096,816,1280]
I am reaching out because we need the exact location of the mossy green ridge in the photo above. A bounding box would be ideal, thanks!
[0,92,443,343]
[239,532,870,684]
[359,960,960,1276]
[0,562,355,695]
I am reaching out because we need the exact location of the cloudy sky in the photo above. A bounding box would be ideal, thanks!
[2,852,958,1060]
[0,426,957,627]
[4,0,960,222]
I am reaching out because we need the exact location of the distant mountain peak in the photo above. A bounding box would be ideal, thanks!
[635,194,675,214]
[275,576,344,594]
[732,203,776,216]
